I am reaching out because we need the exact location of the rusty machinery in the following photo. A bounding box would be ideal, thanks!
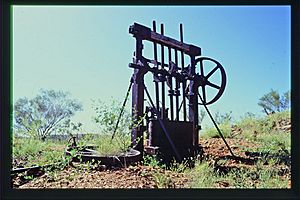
[113,21,234,164]
[11,22,235,177]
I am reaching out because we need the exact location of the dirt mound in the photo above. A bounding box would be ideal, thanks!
[200,138,291,188]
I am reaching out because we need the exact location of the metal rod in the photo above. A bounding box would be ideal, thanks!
[199,60,207,104]
[168,47,174,121]
[198,93,235,158]
[175,99,183,121]
[11,162,61,175]
[174,49,180,121]
[111,80,133,141]
[180,23,187,121]
[153,21,160,114]
[160,23,166,119]
[190,56,199,146]
[144,84,181,161]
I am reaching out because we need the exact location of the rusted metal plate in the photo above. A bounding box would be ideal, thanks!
[147,119,195,162]
[148,119,193,147]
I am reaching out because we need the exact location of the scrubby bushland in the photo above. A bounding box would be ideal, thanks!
[258,89,290,115]
[14,89,82,140]
[194,110,291,188]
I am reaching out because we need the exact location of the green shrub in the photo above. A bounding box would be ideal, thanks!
[77,133,131,156]
[238,113,259,130]
[187,161,220,188]
[92,98,131,136]
[257,111,290,133]
[254,130,290,154]
[152,171,174,188]
[142,155,166,168]
[201,122,232,139]
[13,137,45,159]
[94,134,131,156]
[186,111,290,189]
[188,160,289,188]
[13,137,66,167]
[90,98,146,156]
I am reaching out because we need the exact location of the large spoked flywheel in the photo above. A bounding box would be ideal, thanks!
[194,57,226,105]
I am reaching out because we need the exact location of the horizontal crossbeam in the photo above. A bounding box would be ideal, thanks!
[129,23,201,56]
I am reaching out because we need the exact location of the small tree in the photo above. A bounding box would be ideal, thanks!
[92,98,132,152]
[57,119,83,138]
[258,89,290,115]
[280,91,291,111]
[92,98,131,135]
[14,89,82,140]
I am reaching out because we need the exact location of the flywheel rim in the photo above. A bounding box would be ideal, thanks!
[195,57,227,105]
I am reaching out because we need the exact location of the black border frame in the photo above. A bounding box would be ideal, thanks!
[1,1,299,200]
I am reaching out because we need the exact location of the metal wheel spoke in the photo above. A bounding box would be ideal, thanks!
[201,86,206,104]
[200,60,204,76]
[207,82,220,89]
[205,65,219,79]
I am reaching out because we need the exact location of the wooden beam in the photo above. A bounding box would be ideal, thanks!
[129,23,201,56]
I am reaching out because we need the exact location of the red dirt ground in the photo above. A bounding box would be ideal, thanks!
[12,136,291,189]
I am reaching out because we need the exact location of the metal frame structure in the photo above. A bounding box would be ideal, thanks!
[128,21,228,162]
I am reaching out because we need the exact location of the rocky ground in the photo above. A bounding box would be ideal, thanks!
[200,138,291,188]
[12,163,189,189]
[12,137,291,189]
[12,118,291,189]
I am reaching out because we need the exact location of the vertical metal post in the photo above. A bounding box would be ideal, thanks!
[160,24,166,119]
[152,21,160,113]
[168,47,174,121]
[131,36,145,153]
[188,56,199,146]
[174,49,180,121]
[180,23,187,121]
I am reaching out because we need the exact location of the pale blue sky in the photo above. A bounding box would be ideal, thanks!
[12,6,291,132]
